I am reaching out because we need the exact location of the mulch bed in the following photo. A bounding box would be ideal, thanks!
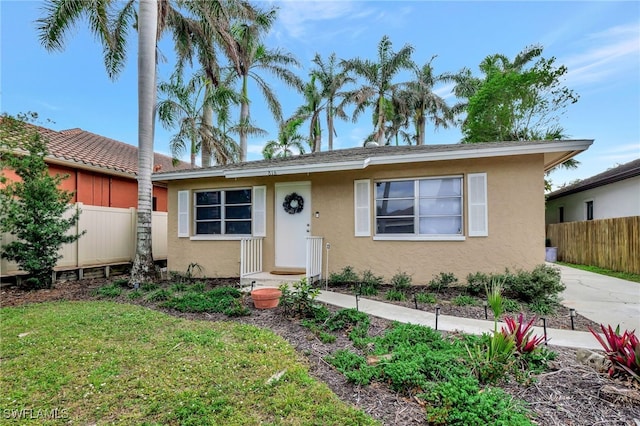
[1,277,639,425]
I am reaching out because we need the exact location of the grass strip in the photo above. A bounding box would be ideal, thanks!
[0,301,377,425]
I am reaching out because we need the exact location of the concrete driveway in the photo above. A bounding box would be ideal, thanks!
[557,263,640,332]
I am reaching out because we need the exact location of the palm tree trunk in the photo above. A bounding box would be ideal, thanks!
[239,75,250,162]
[417,114,426,146]
[376,96,386,145]
[327,103,334,151]
[130,0,158,285]
[202,103,213,167]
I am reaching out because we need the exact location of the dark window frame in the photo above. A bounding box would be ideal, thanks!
[194,188,252,235]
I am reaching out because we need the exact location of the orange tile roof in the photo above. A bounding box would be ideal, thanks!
[3,119,191,176]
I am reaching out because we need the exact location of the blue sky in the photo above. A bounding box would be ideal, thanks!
[1,1,639,189]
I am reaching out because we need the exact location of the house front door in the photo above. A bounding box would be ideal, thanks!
[275,182,311,269]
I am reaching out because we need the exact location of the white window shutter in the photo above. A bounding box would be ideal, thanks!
[467,173,488,237]
[354,179,371,237]
[252,186,267,237]
[177,190,189,237]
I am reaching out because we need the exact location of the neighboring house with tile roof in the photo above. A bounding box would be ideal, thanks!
[2,121,191,212]
[545,158,640,224]
[152,139,592,283]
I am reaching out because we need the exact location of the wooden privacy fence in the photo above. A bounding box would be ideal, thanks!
[546,216,640,275]
[1,203,168,276]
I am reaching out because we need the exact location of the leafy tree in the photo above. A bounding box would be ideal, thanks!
[262,119,306,159]
[0,113,84,288]
[341,35,414,145]
[454,45,578,143]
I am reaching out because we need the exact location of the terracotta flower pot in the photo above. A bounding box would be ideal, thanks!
[251,287,282,309]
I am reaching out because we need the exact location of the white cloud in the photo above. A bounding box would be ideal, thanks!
[271,0,359,39]
[563,22,640,87]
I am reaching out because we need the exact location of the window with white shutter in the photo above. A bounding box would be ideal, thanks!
[467,173,488,237]
[252,186,266,237]
[354,179,371,237]
[177,190,189,237]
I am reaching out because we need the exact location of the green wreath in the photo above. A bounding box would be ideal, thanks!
[283,192,304,214]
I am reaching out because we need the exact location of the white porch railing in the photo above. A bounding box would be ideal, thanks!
[306,236,323,283]
[240,237,263,277]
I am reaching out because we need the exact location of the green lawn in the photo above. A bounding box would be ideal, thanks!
[0,301,378,425]
[557,262,640,283]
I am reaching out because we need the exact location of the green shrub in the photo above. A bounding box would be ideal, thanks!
[325,309,370,332]
[385,289,406,301]
[188,282,206,293]
[415,292,437,304]
[351,269,383,296]
[140,282,158,292]
[503,265,564,303]
[161,286,247,316]
[503,298,521,313]
[328,266,359,285]
[390,271,412,291]
[452,295,477,306]
[93,283,123,298]
[171,282,188,292]
[279,278,321,318]
[421,375,532,425]
[325,350,380,385]
[466,272,490,296]
[428,272,457,292]
[528,299,557,315]
[147,288,171,302]
[128,290,142,300]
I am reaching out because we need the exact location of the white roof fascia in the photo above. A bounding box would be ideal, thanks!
[367,140,594,169]
[151,168,226,181]
[223,160,367,178]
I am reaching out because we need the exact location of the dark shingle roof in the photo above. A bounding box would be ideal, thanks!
[153,139,593,181]
[546,158,640,200]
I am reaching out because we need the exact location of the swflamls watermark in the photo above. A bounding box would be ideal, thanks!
[2,408,69,420]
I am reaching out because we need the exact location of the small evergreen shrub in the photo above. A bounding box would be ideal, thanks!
[428,272,457,292]
[328,265,359,285]
[358,269,382,296]
[390,271,412,292]
[385,289,406,301]
[415,292,437,304]
[147,288,171,302]
[466,272,490,296]
[452,295,477,306]
[93,283,123,298]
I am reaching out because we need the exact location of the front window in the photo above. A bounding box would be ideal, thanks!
[375,177,463,236]
[195,189,251,235]
[586,200,594,221]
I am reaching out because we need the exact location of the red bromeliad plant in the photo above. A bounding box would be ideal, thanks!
[589,324,640,381]
[501,313,546,353]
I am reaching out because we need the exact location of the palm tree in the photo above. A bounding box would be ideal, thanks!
[229,9,304,161]
[401,57,455,145]
[157,71,240,167]
[311,53,353,151]
[291,75,324,152]
[171,1,261,167]
[262,119,306,159]
[341,35,414,145]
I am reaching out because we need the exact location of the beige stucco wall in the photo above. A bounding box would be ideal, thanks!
[165,154,546,284]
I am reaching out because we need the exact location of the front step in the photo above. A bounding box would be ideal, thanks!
[240,272,305,290]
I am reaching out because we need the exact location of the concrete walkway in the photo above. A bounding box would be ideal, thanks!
[557,263,640,332]
[316,291,600,350]
[314,265,639,350]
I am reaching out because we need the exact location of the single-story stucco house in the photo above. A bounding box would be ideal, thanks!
[152,139,592,284]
